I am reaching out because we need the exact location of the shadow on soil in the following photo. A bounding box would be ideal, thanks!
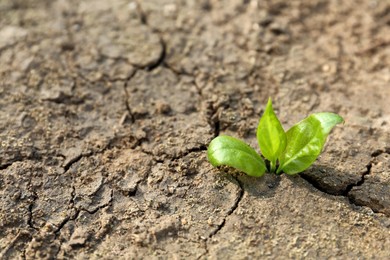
[296,165,390,217]
[219,172,281,198]
[299,165,361,196]
[216,164,389,217]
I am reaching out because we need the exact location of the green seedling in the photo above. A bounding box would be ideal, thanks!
[207,98,344,177]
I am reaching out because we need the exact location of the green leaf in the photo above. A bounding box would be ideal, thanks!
[277,113,344,175]
[257,98,287,172]
[207,135,267,177]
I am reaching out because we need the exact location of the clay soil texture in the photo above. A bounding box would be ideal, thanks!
[1,0,390,259]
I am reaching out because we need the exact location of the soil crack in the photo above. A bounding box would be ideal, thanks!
[135,0,148,25]
[81,188,113,214]
[301,149,388,213]
[209,177,244,238]
[140,144,208,164]
[54,210,80,234]
[0,161,16,170]
[123,69,138,123]
[63,154,84,172]
[133,1,167,71]
[198,177,244,259]
[27,192,39,231]
[343,163,372,196]
[172,145,208,161]
[145,38,166,71]
[54,143,116,234]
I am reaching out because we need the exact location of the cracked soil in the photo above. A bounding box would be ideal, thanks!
[1,0,390,259]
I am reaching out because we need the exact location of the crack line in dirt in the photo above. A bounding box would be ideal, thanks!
[209,177,244,238]
[27,191,39,231]
[22,136,121,257]
[139,144,208,165]
[198,177,244,259]
[81,188,114,214]
[54,186,114,255]
[122,34,167,123]
[163,62,194,78]
[0,161,16,170]
[123,69,138,123]
[51,138,123,257]
[197,89,222,138]
[212,119,221,138]
[346,149,389,212]
[63,154,84,172]
[207,108,221,139]
[171,145,208,161]
[301,149,389,214]
[343,163,372,196]
[135,0,148,25]
[146,38,166,71]
[54,210,80,234]
[132,1,167,72]
[52,139,118,236]
[161,63,220,139]
[127,36,166,71]
[0,150,42,171]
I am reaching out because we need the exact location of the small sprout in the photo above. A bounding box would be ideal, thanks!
[257,98,287,173]
[207,98,344,176]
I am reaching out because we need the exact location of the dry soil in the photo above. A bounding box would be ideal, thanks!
[0,0,390,259]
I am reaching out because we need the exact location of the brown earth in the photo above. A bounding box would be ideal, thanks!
[1,0,390,259]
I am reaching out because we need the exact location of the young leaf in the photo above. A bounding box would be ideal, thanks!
[257,98,287,172]
[207,135,267,177]
[277,113,344,175]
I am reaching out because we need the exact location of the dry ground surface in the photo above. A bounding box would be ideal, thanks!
[1,0,390,259]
